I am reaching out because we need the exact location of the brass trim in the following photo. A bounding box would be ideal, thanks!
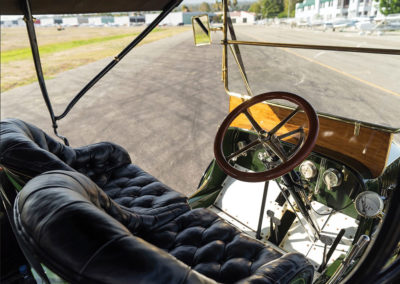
[210,27,223,32]
[222,0,228,89]
[228,44,254,97]
[354,122,361,136]
[226,40,400,55]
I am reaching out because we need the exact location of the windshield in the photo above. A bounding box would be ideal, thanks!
[223,25,400,130]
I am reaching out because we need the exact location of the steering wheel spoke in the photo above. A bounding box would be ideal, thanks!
[243,109,266,135]
[278,127,304,140]
[227,139,261,161]
[269,107,300,135]
[214,92,319,182]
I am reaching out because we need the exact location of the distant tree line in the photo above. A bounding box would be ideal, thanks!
[178,1,251,13]
[248,0,301,18]
[178,0,400,18]
[379,0,400,15]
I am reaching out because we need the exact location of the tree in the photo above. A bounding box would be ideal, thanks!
[379,0,400,15]
[283,0,301,17]
[213,0,223,11]
[200,2,211,12]
[181,5,190,12]
[260,0,284,18]
[212,0,236,11]
[232,0,238,8]
[249,2,262,14]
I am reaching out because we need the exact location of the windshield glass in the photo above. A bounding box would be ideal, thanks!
[224,25,400,130]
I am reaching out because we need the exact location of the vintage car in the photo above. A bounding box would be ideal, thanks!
[1,0,400,283]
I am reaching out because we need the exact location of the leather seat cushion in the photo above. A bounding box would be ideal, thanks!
[140,208,312,283]
[14,171,214,284]
[15,171,314,284]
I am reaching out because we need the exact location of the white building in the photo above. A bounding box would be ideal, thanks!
[88,17,103,26]
[62,17,79,26]
[0,15,24,27]
[114,16,130,26]
[40,17,55,26]
[145,12,184,26]
[145,12,216,26]
[229,11,256,25]
[295,0,382,22]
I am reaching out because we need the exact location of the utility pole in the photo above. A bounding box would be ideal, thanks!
[287,0,292,19]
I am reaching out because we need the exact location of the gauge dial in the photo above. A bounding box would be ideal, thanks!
[322,168,342,190]
[299,160,317,179]
[355,191,384,218]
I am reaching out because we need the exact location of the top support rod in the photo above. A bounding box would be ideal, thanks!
[21,0,69,145]
[21,0,182,145]
[55,0,181,120]
[226,40,400,55]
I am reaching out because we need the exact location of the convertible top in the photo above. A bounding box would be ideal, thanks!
[1,0,183,15]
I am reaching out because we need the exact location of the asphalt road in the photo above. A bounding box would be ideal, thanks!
[1,26,399,195]
[228,26,400,129]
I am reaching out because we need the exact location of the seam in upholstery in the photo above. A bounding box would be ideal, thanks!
[79,234,128,275]
[20,185,64,209]
[15,196,84,284]
[42,171,94,199]
[181,269,191,284]
[1,141,28,152]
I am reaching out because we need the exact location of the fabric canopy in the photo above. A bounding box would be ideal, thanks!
[1,0,183,15]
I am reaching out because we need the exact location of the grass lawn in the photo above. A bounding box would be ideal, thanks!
[1,26,189,92]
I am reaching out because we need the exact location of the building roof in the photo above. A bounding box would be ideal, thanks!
[229,11,256,17]
[297,0,316,9]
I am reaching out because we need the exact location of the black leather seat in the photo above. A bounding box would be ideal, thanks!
[0,118,189,226]
[2,118,314,283]
[14,171,314,284]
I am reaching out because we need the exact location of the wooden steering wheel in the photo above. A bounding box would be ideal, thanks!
[214,92,319,182]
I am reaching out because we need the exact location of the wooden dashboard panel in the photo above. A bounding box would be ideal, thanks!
[229,96,393,178]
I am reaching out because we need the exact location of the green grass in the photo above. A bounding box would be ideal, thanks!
[1,30,162,63]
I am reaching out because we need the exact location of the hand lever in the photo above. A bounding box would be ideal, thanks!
[318,229,346,272]
[267,210,281,243]
[319,235,334,273]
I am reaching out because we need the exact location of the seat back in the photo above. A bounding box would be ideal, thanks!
[14,170,213,284]
[0,118,131,186]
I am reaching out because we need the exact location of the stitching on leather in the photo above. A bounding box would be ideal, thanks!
[79,234,127,275]
[19,184,61,209]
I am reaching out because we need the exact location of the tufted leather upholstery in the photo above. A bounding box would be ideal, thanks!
[15,171,314,284]
[2,118,314,283]
[140,209,313,283]
[0,118,189,221]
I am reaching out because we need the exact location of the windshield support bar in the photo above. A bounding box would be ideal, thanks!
[227,40,400,55]
[56,1,181,121]
[228,45,254,97]
[226,16,248,82]
[21,0,69,145]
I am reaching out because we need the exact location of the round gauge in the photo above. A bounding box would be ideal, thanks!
[322,168,342,190]
[355,191,384,218]
[299,160,317,179]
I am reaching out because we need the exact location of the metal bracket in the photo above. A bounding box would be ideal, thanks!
[354,122,361,136]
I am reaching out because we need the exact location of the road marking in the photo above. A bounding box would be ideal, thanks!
[280,48,400,98]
